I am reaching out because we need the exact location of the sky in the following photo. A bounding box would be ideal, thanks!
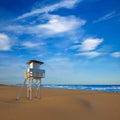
[0,0,120,85]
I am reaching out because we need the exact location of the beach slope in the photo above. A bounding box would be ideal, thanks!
[0,86,120,120]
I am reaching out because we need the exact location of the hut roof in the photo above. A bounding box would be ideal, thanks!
[26,60,44,65]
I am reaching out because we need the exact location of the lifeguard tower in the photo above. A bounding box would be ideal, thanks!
[16,60,45,100]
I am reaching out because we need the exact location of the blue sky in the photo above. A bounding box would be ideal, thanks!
[0,0,120,85]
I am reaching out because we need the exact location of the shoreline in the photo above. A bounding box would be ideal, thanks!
[1,84,120,93]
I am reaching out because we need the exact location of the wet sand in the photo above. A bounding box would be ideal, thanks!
[0,85,120,120]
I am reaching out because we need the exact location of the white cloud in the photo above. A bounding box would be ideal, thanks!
[38,15,86,34]
[22,41,44,48]
[80,38,103,51]
[75,51,102,58]
[111,52,120,58]
[69,38,104,58]
[5,15,86,35]
[0,33,11,51]
[93,11,117,23]
[22,41,39,48]
[17,0,81,20]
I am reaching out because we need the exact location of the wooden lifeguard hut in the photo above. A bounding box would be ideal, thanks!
[16,60,45,100]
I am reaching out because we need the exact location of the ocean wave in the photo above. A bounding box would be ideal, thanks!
[42,85,120,92]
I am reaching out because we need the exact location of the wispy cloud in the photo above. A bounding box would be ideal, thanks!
[38,15,86,34]
[70,38,103,51]
[44,56,79,84]
[111,52,120,58]
[75,51,102,58]
[22,41,42,48]
[5,14,86,36]
[17,0,81,20]
[70,44,81,50]
[45,56,75,74]
[80,38,103,51]
[93,11,118,23]
[69,38,104,58]
[0,33,11,51]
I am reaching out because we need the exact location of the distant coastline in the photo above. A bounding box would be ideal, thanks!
[0,84,8,86]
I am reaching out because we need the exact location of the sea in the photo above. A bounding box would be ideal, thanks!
[15,84,120,93]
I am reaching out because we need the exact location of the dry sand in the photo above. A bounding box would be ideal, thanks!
[0,86,120,120]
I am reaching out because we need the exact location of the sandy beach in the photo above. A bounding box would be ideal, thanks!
[0,85,120,120]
